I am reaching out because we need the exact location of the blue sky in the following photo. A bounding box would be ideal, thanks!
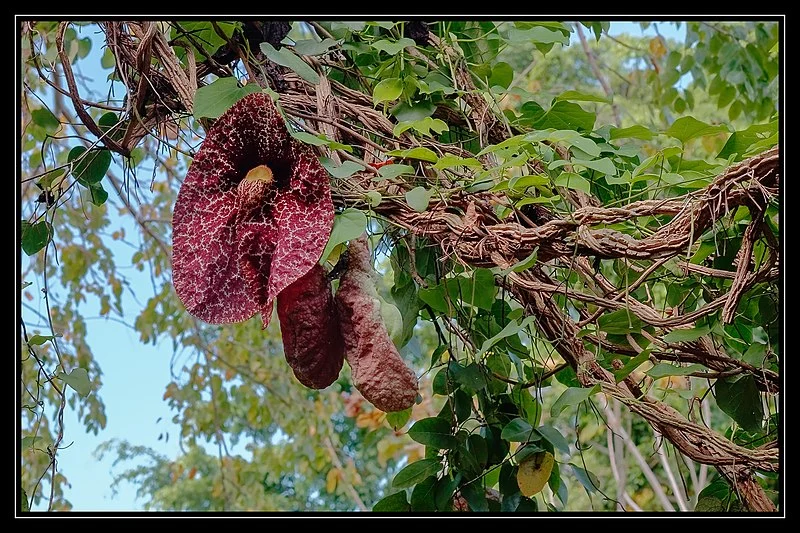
[23,20,686,511]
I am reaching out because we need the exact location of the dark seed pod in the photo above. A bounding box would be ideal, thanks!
[335,236,418,412]
[277,264,344,389]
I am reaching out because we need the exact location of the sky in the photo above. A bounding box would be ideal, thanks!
[23,20,687,512]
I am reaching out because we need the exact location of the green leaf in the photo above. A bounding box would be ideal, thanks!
[432,368,449,395]
[290,131,327,146]
[321,159,365,179]
[391,100,436,122]
[715,375,764,433]
[193,77,262,119]
[27,334,61,346]
[88,183,109,206]
[100,47,115,69]
[571,157,617,176]
[717,85,736,108]
[501,418,537,442]
[21,488,30,513]
[695,496,725,512]
[554,366,581,388]
[717,121,778,160]
[665,116,728,144]
[372,37,415,55]
[378,296,404,346]
[387,146,439,163]
[453,391,472,422]
[507,26,569,46]
[393,458,443,489]
[477,316,535,358]
[477,134,528,157]
[662,326,711,343]
[373,490,411,512]
[386,408,412,430]
[375,164,416,181]
[498,248,538,275]
[568,463,599,494]
[393,117,449,138]
[36,168,66,190]
[609,125,654,140]
[489,62,514,89]
[460,480,489,512]
[292,37,338,56]
[613,347,653,383]
[741,342,767,367]
[699,478,733,500]
[405,186,433,212]
[320,208,367,262]
[646,363,706,379]
[550,385,600,418]
[728,100,744,121]
[68,147,112,186]
[418,284,452,315]
[553,172,591,194]
[554,90,610,103]
[597,309,644,335]
[450,362,487,392]
[365,190,382,208]
[56,367,92,397]
[455,443,482,476]
[448,268,496,310]
[373,77,404,105]
[410,476,438,511]
[172,21,237,58]
[31,108,60,134]
[534,129,601,157]
[434,475,461,510]
[21,220,54,256]
[98,110,120,133]
[433,154,483,170]
[535,101,596,131]
[492,175,550,192]
[536,425,570,456]
[408,417,457,449]
[260,42,320,84]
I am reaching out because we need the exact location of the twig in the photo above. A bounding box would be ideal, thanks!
[604,401,675,511]
[55,22,130,156]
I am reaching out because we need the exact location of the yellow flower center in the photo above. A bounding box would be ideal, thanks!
[244,164,274,184]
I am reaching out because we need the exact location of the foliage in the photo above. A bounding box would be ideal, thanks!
[19,20,779,513]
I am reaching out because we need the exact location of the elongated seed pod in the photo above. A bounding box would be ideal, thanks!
[335,236,418,412]
[277,264,344,389]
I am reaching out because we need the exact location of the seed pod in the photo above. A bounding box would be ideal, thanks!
[335,236,418,412]
[277,264,344,389]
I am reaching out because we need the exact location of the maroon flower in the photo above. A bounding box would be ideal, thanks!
[172,93,334,328]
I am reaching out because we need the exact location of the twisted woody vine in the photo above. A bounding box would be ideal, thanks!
[20,20,780,512]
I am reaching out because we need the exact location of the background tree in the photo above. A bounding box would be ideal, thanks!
[20,20,779,512]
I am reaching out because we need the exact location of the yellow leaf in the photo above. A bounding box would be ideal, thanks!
[517,451,554,497]
[377,439,404,467]
[326,468,339,494]
[649,36,667,59]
